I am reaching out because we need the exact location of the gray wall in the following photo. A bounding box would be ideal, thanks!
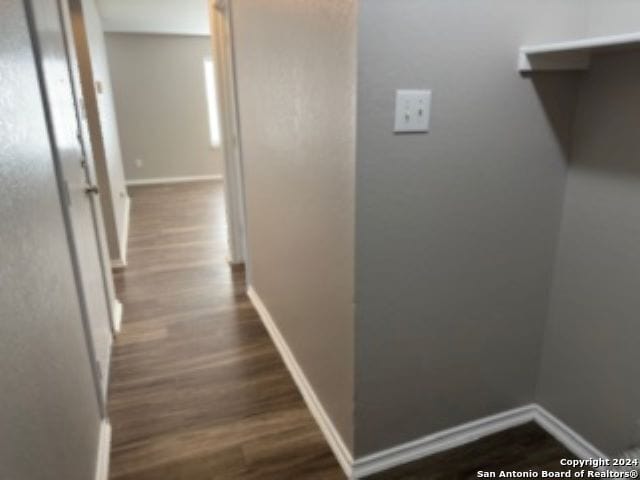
[106,33,223,181]
[354,0,585,456]
[0,0,101,478]
[231,0,356,452]
[587,0,640,36]
[230,0,640,459]
[71,0,129,263]
[537,9,640,454]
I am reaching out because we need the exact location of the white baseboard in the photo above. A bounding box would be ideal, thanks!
[94,419,111,480]
[246,286,354,478]
[120,195,130,264]
[352,404,608,479]
[245,286,606,479]
[112,298,123,334]
[111,258,126,269]
[126,174,223,186]
[353,405,536,478]
[111,195,130,270]
[531,405,608,461]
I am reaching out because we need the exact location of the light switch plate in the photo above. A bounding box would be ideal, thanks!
[394,89,431,133]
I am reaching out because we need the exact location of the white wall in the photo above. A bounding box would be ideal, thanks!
[106,33,223,182]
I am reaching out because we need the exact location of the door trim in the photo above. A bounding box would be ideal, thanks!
[110,195,130,270]
[210,0,249,268]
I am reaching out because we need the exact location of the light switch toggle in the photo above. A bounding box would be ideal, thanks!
[394,89,431,133]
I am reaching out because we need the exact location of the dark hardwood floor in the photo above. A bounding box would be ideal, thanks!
[109,182,344,479]
[109,182,577,480]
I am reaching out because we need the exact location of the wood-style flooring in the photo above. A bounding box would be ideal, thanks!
[109,182,578,480]
[109,182,344,479]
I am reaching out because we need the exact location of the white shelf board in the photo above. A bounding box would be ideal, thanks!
[518,32,640,72]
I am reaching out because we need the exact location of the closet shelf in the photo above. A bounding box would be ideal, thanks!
[518,32,640,72]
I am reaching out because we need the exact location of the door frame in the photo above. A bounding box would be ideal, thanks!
[58,0,119,337]
[210,0,249,270]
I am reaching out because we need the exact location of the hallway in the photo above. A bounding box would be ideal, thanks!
[108,182,344,479]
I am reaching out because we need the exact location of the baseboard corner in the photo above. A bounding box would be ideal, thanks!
[352,405,537,479]
[531,404,608,462]
[350,404,608,479]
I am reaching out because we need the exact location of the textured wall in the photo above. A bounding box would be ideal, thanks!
[232,0,356,451]
[354,0,585,456]
[229,0,639,459]
[0,0,101,478]
[537,53,640,456]
[536,1,640,456]
[106,33,223,181]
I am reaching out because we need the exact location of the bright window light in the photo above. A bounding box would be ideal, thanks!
[203,58,221,147]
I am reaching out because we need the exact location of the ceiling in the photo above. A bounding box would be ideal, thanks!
[96,0,211,36]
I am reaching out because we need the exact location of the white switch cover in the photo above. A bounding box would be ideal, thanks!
[394,89,431,133]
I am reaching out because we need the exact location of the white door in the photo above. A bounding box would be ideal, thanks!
[26,0,113,411]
